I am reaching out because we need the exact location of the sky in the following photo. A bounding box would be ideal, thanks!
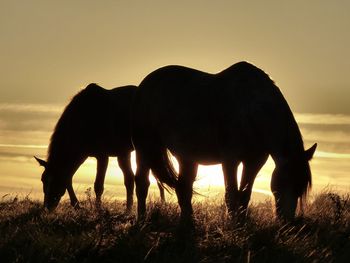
[0,1,349,203]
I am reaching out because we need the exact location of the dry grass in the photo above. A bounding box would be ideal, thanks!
[0,191,349,263]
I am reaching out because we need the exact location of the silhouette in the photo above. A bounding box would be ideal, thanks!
[131,61,317,220]
[35,83,165,211]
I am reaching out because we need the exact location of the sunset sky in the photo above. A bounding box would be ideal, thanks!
[1,1,349,202]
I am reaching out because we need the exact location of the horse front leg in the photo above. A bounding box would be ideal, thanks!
[135,152,150,219]
[238,165,256,218]
[94,156,109,207]
[118,153,135,213]
[67,177,79,208]
[222,161,239,215]
[239,154,268,217]
[175,159,198,220]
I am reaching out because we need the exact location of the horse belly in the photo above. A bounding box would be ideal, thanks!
[159,118,244,164]
[159,109,263,164]
[163,126,222,164]
[87,122,132,157]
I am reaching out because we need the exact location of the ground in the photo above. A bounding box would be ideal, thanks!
[0,191,349,263]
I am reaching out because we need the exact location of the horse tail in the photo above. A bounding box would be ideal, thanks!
[132,131,178,192]
[149,147,178,192]
[131,86,178,192]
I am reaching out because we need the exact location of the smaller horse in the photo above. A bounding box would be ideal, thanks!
[35,83,165,211]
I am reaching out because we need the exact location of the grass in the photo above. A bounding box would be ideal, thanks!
[0,191,349,263]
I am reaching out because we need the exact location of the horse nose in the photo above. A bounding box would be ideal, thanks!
[44,195,59,212]
[47,202,58,212]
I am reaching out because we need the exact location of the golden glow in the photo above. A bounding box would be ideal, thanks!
[73,152,274,200]
[2,109,350,203]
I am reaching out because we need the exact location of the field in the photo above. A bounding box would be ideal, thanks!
[0,191,349,263]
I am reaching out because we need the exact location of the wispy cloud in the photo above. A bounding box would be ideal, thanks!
[295,113,350,125]
[302,129,350,144]
[295,113,350,154]
[315,151,350,159]
[0,152,36,162]
[0,143,47,163]
[0,144,47,149]
[0,103,63,114]
[0,103,60,135]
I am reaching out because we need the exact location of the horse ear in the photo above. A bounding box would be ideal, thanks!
[34,156,47,168]
[305,143,317,161]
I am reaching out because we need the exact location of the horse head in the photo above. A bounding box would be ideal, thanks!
[271,143,317,220]
[34,156,67,211]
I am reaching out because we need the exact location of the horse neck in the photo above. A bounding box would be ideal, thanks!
[270,115,305,165]
[47,143,85,175]
[45,85,98,174]
[47,112,87,172]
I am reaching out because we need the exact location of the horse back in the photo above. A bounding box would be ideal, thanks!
[55,84,136,157]
[98,85,136,155]
[133,62,302,163]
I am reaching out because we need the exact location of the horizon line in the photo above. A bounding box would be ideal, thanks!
[1,143,349,160]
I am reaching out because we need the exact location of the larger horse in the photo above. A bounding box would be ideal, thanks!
[131,61,317,220]
[35,83,164,211]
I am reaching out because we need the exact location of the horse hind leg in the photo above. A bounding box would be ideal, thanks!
[135,151,151,219]
[118,153,135,213]
[94,156,109,207]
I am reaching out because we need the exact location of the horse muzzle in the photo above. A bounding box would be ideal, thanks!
[44,195,60,211]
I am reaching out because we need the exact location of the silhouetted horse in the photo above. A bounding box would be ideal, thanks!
[35,83,165,211]
[131,61,317,220]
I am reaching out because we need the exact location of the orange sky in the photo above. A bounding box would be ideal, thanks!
[0,1,349,202]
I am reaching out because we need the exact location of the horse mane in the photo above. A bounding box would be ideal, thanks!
[298,153,312,208]
[47,83,105,163]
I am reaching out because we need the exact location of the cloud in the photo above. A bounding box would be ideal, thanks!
[295,113,350,154]
[0,103,63,114]
[1,106,350,165]
[315,151,350,159]
[0,104,61,132]
[0,152,34,162]
[0,144,47,149]
[295,113,350,125]
[300,126,350,154]
[0,146,47,163]
[302,128,350,144]
[0,130,51,149]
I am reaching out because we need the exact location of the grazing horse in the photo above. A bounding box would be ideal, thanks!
[131,61,317,220]
[35,83,165,211]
